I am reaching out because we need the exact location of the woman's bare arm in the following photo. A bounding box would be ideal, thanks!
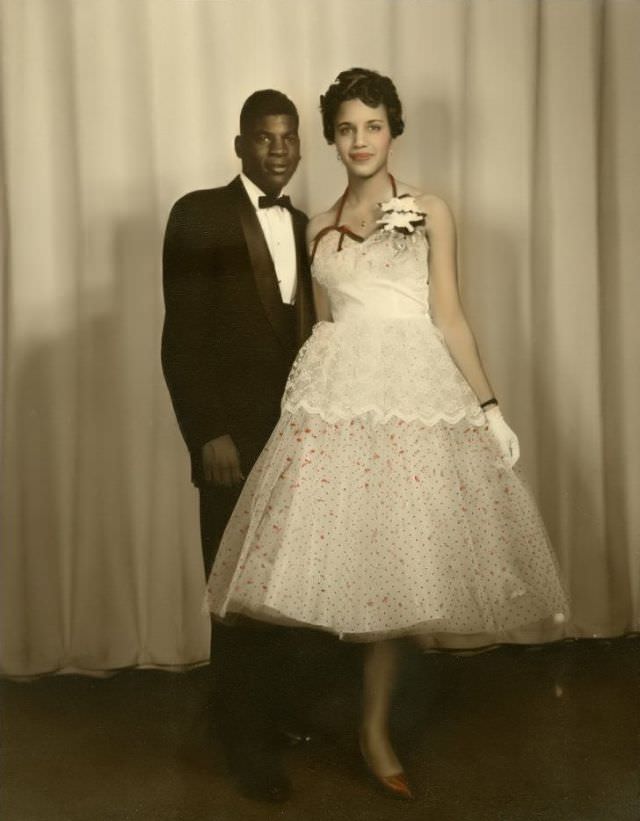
[421,194,494,405]
[306,214,334,322]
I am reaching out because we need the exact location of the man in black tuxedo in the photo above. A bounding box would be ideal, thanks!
[161,90,315,802]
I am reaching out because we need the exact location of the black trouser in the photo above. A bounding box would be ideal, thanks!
[199,483,308,752]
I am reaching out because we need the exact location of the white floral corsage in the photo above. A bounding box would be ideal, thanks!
[376,195,426,235]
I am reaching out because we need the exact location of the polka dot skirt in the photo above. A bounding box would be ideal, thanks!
[205,409,569,642]
[204,227,569,644]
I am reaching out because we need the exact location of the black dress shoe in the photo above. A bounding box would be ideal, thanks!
[226,742,292,803]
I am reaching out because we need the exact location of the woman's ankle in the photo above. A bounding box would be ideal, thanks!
[359,727,403,775]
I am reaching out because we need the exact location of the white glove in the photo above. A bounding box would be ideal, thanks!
[484,406,520,467]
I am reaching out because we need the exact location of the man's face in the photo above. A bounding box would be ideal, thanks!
[235,114,300,195]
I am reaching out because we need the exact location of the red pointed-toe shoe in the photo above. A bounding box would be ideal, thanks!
[368,769,415,801]
[359,738,415,801]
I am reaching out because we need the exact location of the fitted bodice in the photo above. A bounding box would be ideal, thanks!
[312,227,431,323]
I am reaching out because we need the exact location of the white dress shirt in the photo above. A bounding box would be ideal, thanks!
[240,173,297,305]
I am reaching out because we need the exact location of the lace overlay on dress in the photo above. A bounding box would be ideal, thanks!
[282,226,485,427]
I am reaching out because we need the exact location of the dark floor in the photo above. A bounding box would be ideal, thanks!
[2,637,639,821]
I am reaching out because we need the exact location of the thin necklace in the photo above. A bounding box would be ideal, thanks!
[349,174,396,229]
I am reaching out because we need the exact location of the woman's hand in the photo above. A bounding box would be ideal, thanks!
[484,406,520,467]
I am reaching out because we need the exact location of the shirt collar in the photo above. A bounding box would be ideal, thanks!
[240,173,287,210]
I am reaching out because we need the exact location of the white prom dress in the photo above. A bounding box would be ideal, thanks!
[204,196,568,645]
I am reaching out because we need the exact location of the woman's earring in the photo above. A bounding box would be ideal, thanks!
[336,151,343,163]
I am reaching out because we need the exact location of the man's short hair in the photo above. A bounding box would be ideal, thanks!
[239,90,299,134]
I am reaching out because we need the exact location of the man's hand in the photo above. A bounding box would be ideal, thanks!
[202,435,244,487]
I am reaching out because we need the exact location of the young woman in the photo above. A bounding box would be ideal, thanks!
[205,68,568,800]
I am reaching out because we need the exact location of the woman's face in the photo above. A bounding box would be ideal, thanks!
[333,98,393,178]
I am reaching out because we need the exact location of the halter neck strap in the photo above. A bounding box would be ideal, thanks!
[310,174,398,264]
[334,173,397,226]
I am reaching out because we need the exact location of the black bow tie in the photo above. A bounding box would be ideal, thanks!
[258,194,292,210]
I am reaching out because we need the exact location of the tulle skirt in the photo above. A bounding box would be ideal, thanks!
[204,318,569,644]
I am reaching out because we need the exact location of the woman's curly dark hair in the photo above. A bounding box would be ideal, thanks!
[320,68,404,144]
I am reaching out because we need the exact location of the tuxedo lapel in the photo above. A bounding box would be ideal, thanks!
[291,209,315,349]
[229,176,293,351]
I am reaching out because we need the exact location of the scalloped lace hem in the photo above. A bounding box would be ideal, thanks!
[280,400,486,427]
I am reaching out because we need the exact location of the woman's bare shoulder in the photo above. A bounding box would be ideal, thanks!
[394,183,456,240]
[422,192,454,218]
[306,202,341,243]
[394,179,424,199]
[395,181,451,214]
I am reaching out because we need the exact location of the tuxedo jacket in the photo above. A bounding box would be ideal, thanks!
[161,175,315,486]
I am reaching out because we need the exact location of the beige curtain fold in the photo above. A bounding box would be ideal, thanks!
[1,0,638,677]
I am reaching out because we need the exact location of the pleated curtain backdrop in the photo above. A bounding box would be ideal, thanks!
[1,0,638,677]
